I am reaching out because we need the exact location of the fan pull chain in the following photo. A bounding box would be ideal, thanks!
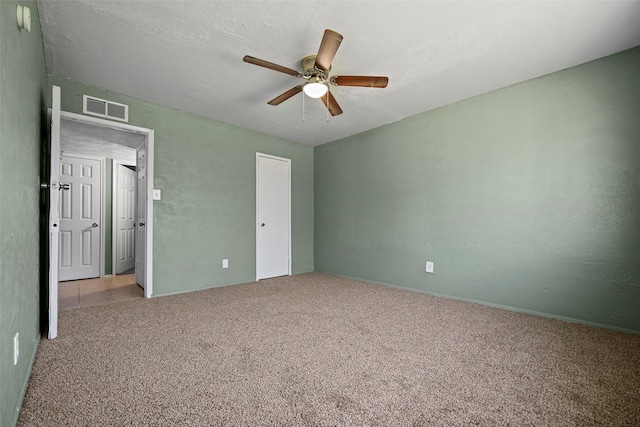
[302,92,305,122]
[326,92,329,122]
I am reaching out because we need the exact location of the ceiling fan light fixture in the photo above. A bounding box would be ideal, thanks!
[243,29,388,117]
[303,81,328,98]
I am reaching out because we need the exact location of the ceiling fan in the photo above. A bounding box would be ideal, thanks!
[243,29,389,116]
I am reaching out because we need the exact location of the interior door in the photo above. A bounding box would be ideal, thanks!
[135,145,147,289]
[58,155,102,281]
[115,164,136,274]
[48,85,61,339]
[256,153,291,280]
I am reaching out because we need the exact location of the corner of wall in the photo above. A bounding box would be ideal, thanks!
[0,1,49,425]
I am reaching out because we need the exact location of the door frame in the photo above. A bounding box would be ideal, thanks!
[255,152,291,281]
[112,159,137,276]
[48,86,155,339]
[58,152,106,280]
[57,111,155,299]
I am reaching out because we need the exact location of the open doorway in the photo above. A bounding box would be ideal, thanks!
[56,118,147,310]
[60,117,142,277]
[113,162,137,276]
[48,85,155,338]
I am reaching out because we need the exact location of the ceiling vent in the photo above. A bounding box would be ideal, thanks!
[83,95,129,122]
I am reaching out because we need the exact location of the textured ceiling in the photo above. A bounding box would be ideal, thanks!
[61,118,140,162]
[38,1,640,146]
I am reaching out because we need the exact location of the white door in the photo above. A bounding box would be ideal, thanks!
[115,164,136,274]
[135,145,147,289]
[256,153,291,280]
[48,85,61,339]
[58,155,102,281]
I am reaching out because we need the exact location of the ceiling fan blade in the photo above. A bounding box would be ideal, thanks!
[268,86,303,106]
[331,75,389,88]
[320,91,343,116]
[315,29,343,72]
[243,55,301,77]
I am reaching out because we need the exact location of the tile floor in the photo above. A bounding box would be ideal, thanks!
[59,274,144,310]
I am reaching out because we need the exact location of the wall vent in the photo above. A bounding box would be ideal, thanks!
[83,95,129,122]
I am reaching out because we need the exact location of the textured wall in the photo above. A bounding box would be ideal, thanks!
[50,77,314,296]
[315,47,640,332]
[0,1,48,425]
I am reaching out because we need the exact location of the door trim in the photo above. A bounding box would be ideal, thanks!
[141,132,154,298]
[255,152,291,281]
[58,111,154,298]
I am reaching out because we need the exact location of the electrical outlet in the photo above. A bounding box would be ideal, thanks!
[426,261,434,273]
[222,259,228,269]
[14,333,19,366]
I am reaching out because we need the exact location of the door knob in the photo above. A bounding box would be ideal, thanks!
[139,222,145,227]
[92,223,99,227]
[261,223,265,227]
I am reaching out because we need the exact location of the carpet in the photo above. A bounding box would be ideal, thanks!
[18,273,640,426]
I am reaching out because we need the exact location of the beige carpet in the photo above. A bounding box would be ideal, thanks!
[19,273,640,426]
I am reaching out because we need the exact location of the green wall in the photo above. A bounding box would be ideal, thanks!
[0,1,48,426]
[1,7,636,423]
[50,77,314,296]
[315,47,640,333]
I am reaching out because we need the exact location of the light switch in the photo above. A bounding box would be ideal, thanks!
[222,259,229,269]
[152,189,161,200]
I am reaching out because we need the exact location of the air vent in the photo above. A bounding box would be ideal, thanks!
[83,95,129,122]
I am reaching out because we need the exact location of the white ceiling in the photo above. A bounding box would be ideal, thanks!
[61,118,139,162]
[38,1,640,147]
